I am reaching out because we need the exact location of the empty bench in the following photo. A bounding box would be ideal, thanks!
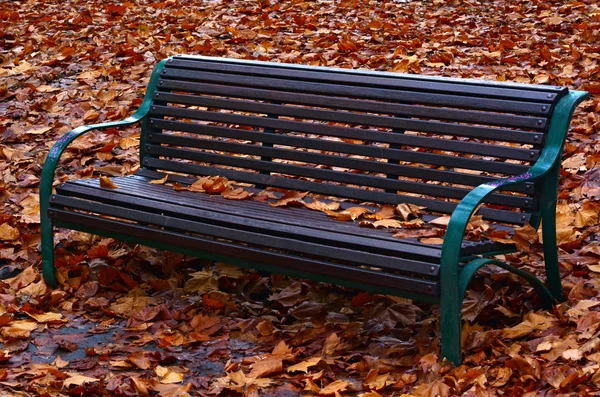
[40,55,588,364]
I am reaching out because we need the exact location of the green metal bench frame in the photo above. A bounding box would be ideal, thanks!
[39,56,588,365]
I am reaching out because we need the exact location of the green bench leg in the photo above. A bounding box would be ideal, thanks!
[40,213,58,288]
[440,285,463,365]
[540,165,567,302]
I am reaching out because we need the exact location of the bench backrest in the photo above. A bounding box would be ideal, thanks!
[142,55,569,227]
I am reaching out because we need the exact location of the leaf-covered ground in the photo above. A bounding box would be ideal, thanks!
[1,0,600,395]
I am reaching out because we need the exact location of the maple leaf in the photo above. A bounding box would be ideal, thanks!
[503,312,557,339]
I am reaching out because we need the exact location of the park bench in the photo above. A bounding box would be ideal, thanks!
[39,55,588,364]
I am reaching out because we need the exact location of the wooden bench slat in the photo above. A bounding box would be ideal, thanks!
[49,209,440,296]
[149,119,531,175]
[166,59,563,104]
[144,157,531,225]
[55,183,445,265]
[174,55,565,94]
[51,194,442,275]
[151,104,542,145]
[160,70,555,115]
[148,132,535,193]
[154,89,549,132]
[146,144,534,209]
[145,139,535,210]
[102,174,517,257]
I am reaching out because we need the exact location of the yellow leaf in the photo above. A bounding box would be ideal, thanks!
[130,377,150,396]
[221,187,253,200]
[396,203,423,220]
[575,209,598,228]
[119,136,139,149]
[100,176,118,189]
[364,370,391,391]
[128,351,151,369]
[0,223,20,241]
[420,237,444,245]
[53,356,70,369]
[26,126,52,135]
[429,216,450,226]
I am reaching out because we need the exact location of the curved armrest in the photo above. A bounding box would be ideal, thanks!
[39,58,168,208]
[441,90,589,269]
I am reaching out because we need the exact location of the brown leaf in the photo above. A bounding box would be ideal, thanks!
[413,379,451,397]
[327,207,371,221]
[502,312,556,339]
[269,190,308,207]
[128,351,151,370]
[221,187,253,200]
[149,175,169,184]
[100,176,118,189]
[303,199,341,212]
[513,224,539,252]
[0,223,20,241]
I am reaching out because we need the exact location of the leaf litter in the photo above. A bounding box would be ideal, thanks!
[1,0,600,395]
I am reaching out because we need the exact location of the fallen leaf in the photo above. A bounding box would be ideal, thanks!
[100,176,118,189]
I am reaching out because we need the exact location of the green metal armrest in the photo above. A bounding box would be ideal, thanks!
[441,90,589,268]
[39,59,168,286]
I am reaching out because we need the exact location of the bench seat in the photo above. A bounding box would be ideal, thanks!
[49,173,518,298]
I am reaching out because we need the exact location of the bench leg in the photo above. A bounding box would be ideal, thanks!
[40,216,58,288]
[440,290,462,366]
[540,166,567,302]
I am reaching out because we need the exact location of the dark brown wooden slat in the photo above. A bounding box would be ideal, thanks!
[151,104,542,145]
[173,55,565,95]
[167,58,561,103]
[149,119,531,175]
[143,157,531,225]
[50,209,440,295]
[127,169,521,245]
[51,194,441,274]
[146,136,536,208]
[152,94,549,144]
[154,86,549,130]
[146,144,534,209]
[121,171,518,255]
[159,70,553,115]
[69,175,505,255]
[148,131,534,193]
[54,184,444,266]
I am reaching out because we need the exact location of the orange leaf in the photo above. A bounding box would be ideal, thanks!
[100,176,118,189]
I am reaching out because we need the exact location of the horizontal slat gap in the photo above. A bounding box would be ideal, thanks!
[149,119,533,174]
[161,66,557,110]
[154,89,544,144]
[172,55,565,95]
[155,89,549,131]
[147,144,533,209]
[148,131,534,193]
